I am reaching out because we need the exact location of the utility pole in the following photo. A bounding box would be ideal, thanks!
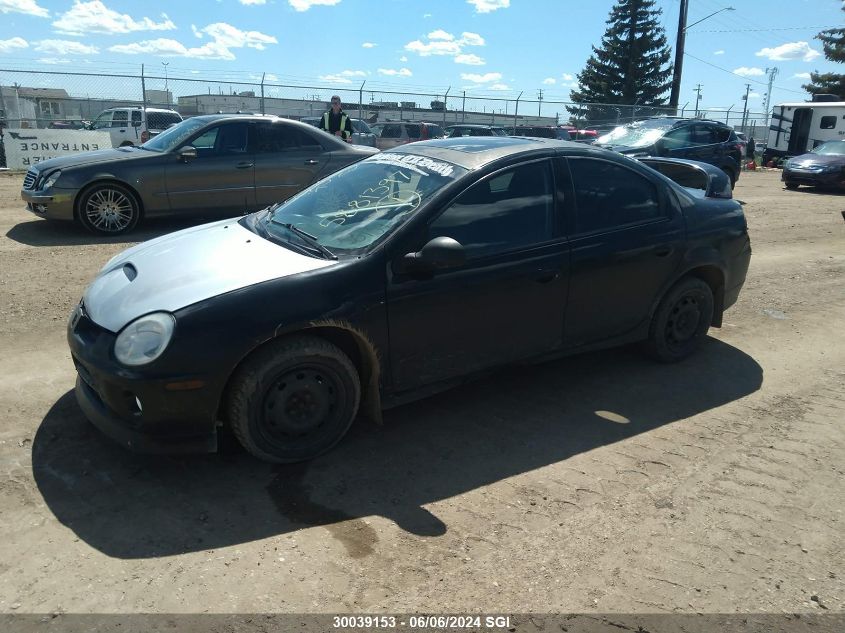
[763,67,778,127]
[693,84,703,117]
[537,89,543,118]
[669,0,689,109]
[740,83,751,131]
[462,90,466,122]
[161,61,169,104]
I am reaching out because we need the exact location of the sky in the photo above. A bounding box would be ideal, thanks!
[0,0,842,119]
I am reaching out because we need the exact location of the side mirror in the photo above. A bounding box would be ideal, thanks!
[177,146,198,162]
[403,236,466,272]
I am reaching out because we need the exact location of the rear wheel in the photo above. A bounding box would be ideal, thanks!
[645,277,714,363]
[77,182,140,235]
[227,336,361,463]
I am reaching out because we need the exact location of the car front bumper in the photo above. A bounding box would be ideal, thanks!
[68,305,219,454]
[782,168,845,188]
[21,187,76,221]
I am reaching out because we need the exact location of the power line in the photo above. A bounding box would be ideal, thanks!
[691,25,839,33]
[683,51,808,96]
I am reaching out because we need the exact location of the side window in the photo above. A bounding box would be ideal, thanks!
[820,116,837,130]
[91,112,112,130]
[690,125,715,145]
[569,158,663,234]
[382,124,402,139]
[111,110,128,128]
[429,161,554,258]
[131,110,142,125]
[662,126,692,149]
[405,124,421,139]
[711,126,732,143]
[253,124,322,152]
[215,122,248,154]
[191,127,219,151]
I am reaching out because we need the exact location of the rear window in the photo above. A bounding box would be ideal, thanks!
[147,112,182,130]
[405,124,421,138]
[820,116,837,130]
[426,124,444,138]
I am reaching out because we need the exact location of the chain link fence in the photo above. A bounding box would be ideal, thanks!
[0,67,768,168]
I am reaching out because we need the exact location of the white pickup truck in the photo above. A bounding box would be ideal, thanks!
[89,107,183,147]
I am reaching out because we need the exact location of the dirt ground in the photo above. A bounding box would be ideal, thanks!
[0,168,843,619]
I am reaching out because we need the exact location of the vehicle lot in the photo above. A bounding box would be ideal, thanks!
[0,169,843,614]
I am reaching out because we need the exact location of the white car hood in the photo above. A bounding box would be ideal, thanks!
[83,218,336,332]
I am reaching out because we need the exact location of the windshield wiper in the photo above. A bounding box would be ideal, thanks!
[270,221,337,260]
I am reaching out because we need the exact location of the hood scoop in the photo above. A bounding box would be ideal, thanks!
[123,263,137,281]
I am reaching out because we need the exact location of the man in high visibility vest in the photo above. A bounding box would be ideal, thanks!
[318,95,354,142]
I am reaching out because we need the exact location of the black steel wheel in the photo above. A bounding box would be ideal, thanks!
[77,182,140,235]
[645,277,714,363]
[227,336,360,463]
[785,182,800,190]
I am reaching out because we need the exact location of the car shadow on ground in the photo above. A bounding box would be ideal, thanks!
[6,217,222,247]
[32,338,762,559]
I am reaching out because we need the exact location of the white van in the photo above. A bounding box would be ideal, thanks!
[89,107,183,147]
[764,96,845,165]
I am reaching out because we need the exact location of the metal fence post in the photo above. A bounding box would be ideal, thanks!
[260,73,265,115]
[514,91,522,133]
[359,80,365,120]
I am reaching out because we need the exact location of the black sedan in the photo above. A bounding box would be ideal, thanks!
[21,114,378,235]
[782,140,845,190]
[68,136,751,462]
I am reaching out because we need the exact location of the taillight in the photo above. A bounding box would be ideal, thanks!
[140,130,150,143]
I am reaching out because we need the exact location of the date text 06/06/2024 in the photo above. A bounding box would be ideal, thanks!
[332,615,512,629]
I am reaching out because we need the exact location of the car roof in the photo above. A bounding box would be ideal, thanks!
[446,124,497,129]
[384,135,585,170]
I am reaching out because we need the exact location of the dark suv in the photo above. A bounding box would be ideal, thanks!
[596,118,743,187]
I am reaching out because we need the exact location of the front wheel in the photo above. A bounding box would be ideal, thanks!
[77,182,141,235]
[227,336,361,463]
[644,277,714,363]
[784,182,799,190]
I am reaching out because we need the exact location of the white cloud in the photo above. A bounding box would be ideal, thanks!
[35,39,98,55]
[542,77,556,85]
[460,32,485,46]
[0,37,28,53]
[755,41,820,62]
[714,50,725,55]
[362,42,376,48]
[319,69,366,83]
[792,72,811,79]
[289,0,341,11]
[489,83,509,90]
[455,53,484,65]
[733,66,765,77]
[428,29,454,41]
[53,1,175,35]
[239,0,266,4]
[461,72,501,83]
[37,57,72,64]
[423,13,431,18]
[110,23,276,60]
[0,0,48,17]
[467,0,509,13]
[399,55,408,62]
[749,91,761,99]
[191,24,203,38]
[378,67,412,77]
[405,30,485,60]
[562,73,574,81]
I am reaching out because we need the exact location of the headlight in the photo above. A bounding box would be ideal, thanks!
[40,170,62,190]
[114,312,175,366]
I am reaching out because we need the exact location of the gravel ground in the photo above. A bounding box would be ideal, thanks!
[0,168,843,621]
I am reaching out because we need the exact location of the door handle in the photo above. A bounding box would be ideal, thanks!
[235,162,254,169]
[535,270,560,283]
[654,247,674,258]
[304,159,319,165]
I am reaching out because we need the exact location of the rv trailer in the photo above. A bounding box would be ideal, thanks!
[764,95,845,165]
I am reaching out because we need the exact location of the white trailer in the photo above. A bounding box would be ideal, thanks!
[764,98,845,165]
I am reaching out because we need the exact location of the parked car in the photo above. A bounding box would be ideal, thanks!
[67,136,751,462]
[88,107,183,147]
[445,124,508,137]
[47,119,91,130]
[595,117,743,188]
[21,114,378,235]
[300,116,377,147]
[369,121,445,150]
[511,125,559,139]
[781,140,845,190]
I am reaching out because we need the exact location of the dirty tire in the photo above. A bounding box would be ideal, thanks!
[785,182,799,190]
[645,277,714,363]
[77,182,140,235]
[227,336,360,463]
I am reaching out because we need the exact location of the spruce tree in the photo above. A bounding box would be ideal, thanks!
[802,5,844,99]
[568,0,673,125]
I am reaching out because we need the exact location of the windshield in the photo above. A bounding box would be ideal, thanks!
[597,119,677,148]
[141,117,207,152]
[352,119,372,134]
[263,153,467,255]
[812,141,845,156]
